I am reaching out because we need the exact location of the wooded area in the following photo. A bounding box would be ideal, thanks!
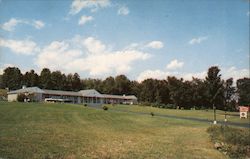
[0,66,249,110]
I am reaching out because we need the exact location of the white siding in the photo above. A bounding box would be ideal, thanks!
[8,94,18,102]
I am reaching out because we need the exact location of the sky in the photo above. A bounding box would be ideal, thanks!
[0,0,249,82]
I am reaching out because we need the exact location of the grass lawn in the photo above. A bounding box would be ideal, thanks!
[108,104,249,124]
[0,102,234,159]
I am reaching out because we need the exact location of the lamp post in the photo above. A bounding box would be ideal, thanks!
[212,87,223,125]
[224,106,227,122]
[213,103,217,124]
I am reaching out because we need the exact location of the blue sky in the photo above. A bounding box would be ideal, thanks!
[0,0,249,82]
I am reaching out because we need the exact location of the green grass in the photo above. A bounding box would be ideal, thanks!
[108,104,249,124]
[0,102,231,159]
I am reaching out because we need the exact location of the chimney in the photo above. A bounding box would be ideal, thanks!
[22,85,26,89]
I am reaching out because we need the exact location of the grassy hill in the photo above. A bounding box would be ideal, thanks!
[0,102,233,159]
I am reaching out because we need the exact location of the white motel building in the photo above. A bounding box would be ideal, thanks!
[7,86,138,106]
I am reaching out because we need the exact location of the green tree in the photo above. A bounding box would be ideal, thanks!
[65,74,73,91]
[167,76,184,107]
[130,80,141,98]
[224,78,236,110]
[72,73,82,91]
[155,80,170,105]
[102,76,116,94]
[237,78,250,106]
[22,69,39,87]
[0,75,3,89]
[51,71,64,90]
[39,68,52,89]
[139,79,156,103]
[191,78,209,108]
[2,67,22,90]
[204,66,224,109]
[115,75,131,95]
[82,78,103,92]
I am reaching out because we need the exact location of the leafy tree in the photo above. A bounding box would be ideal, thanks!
[39,68,52,89]
[2,67,22,90]
[167,76,184,107]
[50,71,64,90]
[61,73,68,91]
[65,74,73,91]
[237,78,250,106]
[22,69,39,87]
[115,75,131,95]
[82,78,103,92]
[72,73,81,91]
[155,80,170,105]
[0,75,3,89]
[191,78,208,108]
[139,79,156,103]
[102,76,116,94]
[130,80,141,98]
[204,66,224,109]
[224,78,236,110]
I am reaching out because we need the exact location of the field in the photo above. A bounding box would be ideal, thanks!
[0,102,248,159]
[108,104,249,125]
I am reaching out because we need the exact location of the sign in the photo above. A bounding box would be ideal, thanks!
[239,106,249,119]
[239,106,249,112]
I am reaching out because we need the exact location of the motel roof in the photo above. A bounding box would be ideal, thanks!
[78,89,103,98]
[43,89,81,96]
[8,87,137,100]
[7,87,44,94]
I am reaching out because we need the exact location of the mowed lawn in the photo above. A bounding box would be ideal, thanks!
[108,104,249,124]
[0,102,228,159]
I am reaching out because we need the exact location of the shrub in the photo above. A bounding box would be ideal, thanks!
[102,105,108,111]
[165,104,176,109]
[139,102,151,106]
[83,104,87,107]
[17,93,26,102]
[150,112,154,116]
[207,125,250,158]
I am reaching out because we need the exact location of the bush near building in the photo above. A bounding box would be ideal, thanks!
[17,94,26,102]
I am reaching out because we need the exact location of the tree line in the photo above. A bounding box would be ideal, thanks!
[0,66,249,110]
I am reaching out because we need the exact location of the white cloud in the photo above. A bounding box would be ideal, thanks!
[181,71,207,81]
[33,20,45,29]
[35,36,151,76]
[118,6,130,15]
[78,15,93,25]
[1,18,21,31]
[36,41,82,71]
[69,0,111,15]
[137,69,206,82]
[166,59,184,70]
[189,36,207,45]
[137,65,249,83]
[83,37,106,54]
[1,18,45,31]
[137,70,170,82]
[0,38,40,55]
[146,41,164,49]
[222,67,249,81]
